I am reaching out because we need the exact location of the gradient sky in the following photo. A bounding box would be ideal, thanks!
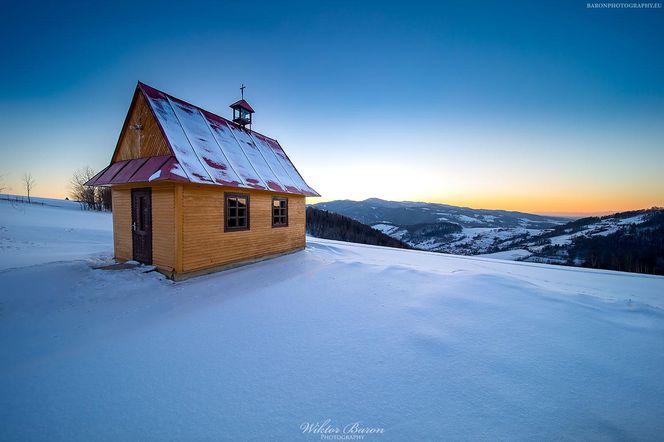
[1,0,662,215]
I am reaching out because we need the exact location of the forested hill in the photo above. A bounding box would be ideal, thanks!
[565,209,664,275]
[493,207,664,276]
[306,207,411,249]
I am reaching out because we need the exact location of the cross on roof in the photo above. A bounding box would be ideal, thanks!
[240,84,245,99]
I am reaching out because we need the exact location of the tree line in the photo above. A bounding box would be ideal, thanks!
[306,207,411,249]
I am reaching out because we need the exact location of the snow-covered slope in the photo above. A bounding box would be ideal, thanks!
[0,194,87,210]
[2,199,664,440]
[0,197,112,270]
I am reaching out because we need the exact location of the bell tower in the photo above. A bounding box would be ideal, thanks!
[229,84,255,129]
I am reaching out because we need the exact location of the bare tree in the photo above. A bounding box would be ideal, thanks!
[0,173,5,194]
[70,167,111,211]
[70,167,97,210]
[22,172,35,203]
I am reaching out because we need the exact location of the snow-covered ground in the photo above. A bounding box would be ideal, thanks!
[371,223,400,235]
[2,198,664,440]
[478,248,532,261]
[0,197,112,270]
[375,222,544,255]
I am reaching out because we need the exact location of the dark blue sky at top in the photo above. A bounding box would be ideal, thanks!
[0,0,662,209]
[2,0,662,114]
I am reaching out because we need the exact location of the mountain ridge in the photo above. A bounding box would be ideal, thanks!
[311,198,664,274]
[320,197,570,222]
[313,198,568,254]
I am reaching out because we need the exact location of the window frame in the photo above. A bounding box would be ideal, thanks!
[224,192,250,232]
[272,197,289,228]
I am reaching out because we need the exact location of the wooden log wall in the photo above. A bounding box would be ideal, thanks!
[112,183,306,276]
[181,185,306,273]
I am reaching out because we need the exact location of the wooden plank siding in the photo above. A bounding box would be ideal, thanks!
[181,185,306,273]
[151,186,176,272]
[112,182,306,278]
[174,184,184,273]
[113,91,171,162]
[111,188,133,261]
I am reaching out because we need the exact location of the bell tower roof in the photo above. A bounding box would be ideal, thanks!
[229,99,255,113]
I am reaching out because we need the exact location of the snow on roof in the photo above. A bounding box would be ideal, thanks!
[87,82,319,197]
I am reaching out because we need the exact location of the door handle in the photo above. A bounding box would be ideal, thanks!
[132,222,137,231]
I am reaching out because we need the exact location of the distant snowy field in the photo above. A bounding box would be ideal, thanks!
[0,196,112,270]
[1,198,664,440]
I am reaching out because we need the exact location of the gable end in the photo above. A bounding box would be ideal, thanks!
[113,88,172,162]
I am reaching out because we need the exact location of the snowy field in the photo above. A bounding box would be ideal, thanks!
[0,196,112,270]
[478,248,532,261]
[1,198,664,440]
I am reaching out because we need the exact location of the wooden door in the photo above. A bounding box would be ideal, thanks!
[131,188,152,264]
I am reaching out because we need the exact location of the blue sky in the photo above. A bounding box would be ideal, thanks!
[1,0,662,214]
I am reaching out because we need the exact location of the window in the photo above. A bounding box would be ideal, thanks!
[225,193,250,231]
[272,197,288,227]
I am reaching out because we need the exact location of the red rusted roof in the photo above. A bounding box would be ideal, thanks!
[229,99,255,113]
[86,82,319,197]
[86,155,188,186]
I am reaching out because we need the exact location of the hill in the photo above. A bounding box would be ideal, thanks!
[314,198,664,275]
[306,206,410,249]
[503,208,664,275]
[314,198,568,254]
[316,197,565,228]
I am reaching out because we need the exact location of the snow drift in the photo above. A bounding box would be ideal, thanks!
[1,198,663,440]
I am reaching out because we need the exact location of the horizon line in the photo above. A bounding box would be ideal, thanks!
[3,192,660,219]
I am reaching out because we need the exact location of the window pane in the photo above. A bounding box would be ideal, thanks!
[226,194,249,230]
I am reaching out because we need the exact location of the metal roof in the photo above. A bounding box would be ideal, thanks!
[87,82,319,197]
